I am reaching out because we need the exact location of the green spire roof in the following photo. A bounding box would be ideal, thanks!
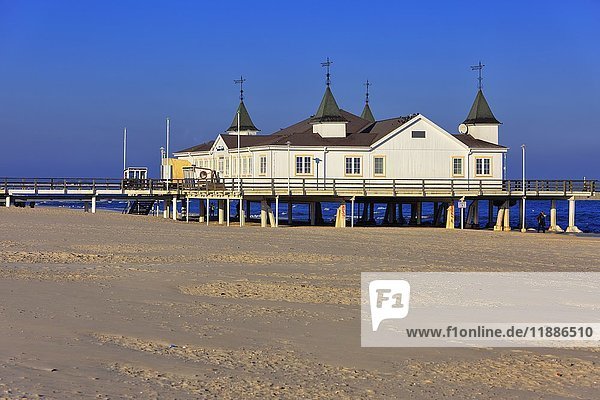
[227,100,259,132]
[310,86,347,123]
[463,89,500,124]
[360,103,375,123]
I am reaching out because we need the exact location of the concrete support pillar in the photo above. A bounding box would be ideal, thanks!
[335,202,347,228]
[472,200,479,227]
[5,195,10,208]
[503,201,511,231]
[351,198,355,227]
[205,198,210,226]
[260,199,268,227]
[199,199,205,223]
[91,196,97,214]
[218,200,225,225]
[549,199,563,232]
[494,203,505,231]
[275,196,279,227]
[368,202,375,224]
[172,197,177,221]
[287,200,293,225]
[226,198,230,226]
[239,199,245,227]
[519,198,526,232]
[163,200,168,219]
[416,202,422,226]
[445,203,455,229]
[566,198,582,233]
[309,202,316,226]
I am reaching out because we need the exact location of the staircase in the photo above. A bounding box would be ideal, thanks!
[124,200,155,215]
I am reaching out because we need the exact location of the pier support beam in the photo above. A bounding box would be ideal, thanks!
[549,200,563,232]
[239,199,245,227]
[566,198,582,233]
[218,200,225,225]
[163,200,168,219]
[503,201,511,231]
[416,202,422,226]
[260,200,268,227]
[91,196,97,214]
[172,197,177,221]
[335,202,347,228]
[519,198,526,232]
[4,195,10,208]
[199,200,205,223]
[398,203,405,225]
[309,202,316,226]
[287,200,293,225]
[494,203,505,231]
[351,198,355,227]
[205,198,210,226]
[226,198,230,226]
[275,196,279,227]
[445,203,455,229]
[486,201,494,229]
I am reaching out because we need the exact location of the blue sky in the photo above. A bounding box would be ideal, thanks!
[1,0,598,179]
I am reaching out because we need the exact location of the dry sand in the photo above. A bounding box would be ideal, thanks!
[0,206,598,399]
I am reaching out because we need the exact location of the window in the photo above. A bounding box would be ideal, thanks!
[373,156,385,176]
[242,157,248,176]
[452,157,464,177]
[295,156,312,175]
[476,158,491,176]
[225,158,230,176]
[248,156,253,175]
[259,156,267,175]
[345,156,361,175]
[411,130,426,138]
[218,157,224,174]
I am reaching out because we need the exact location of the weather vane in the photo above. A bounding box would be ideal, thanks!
[364,79,371,104]
[321,57,333,87]
[470,61,485,90]
[234,75,246,101]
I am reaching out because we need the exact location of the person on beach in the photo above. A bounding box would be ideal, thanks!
[537,211,546,233]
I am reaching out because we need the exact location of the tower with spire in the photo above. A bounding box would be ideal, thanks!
[360,79,375,123]
[226,76,259,135]
[459,62,501,144]
[310,58,348,138]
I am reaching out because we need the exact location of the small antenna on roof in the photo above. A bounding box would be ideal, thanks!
[321,57,333,87]
[234,75,246,101]
[470,61,485,90]
[364,79,371,104]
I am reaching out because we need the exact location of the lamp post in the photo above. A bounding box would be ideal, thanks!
[521,144,526,232]
[166,117,170,191]
[286,141,291,194]
[237,111,241,193]
[315,157,322,190]
[123,127,127,178]
[160,147,165,179]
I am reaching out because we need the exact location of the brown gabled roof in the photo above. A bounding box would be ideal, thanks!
[218,111,417,148]
[452,134,506,149]
[177,140,215,153]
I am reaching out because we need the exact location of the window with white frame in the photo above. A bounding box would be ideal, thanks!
[452,157,464,176]
[242,157,248,176]
[373,156,385,176]
[225,158,230,176]
[295,156,312,175]
[218,157,224,174]
[475,158,491,176]
[345,156,361,175]
[248,156,253,176]
[259,156,267,175]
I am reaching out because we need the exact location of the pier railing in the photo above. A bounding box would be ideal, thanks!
[1,177,596,198]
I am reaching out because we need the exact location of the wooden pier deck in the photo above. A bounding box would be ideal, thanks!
[1,177,596,201]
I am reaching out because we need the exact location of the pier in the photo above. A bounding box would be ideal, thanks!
[1,177,597,231]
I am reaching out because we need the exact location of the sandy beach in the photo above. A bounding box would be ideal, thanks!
[0,207,598,399]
